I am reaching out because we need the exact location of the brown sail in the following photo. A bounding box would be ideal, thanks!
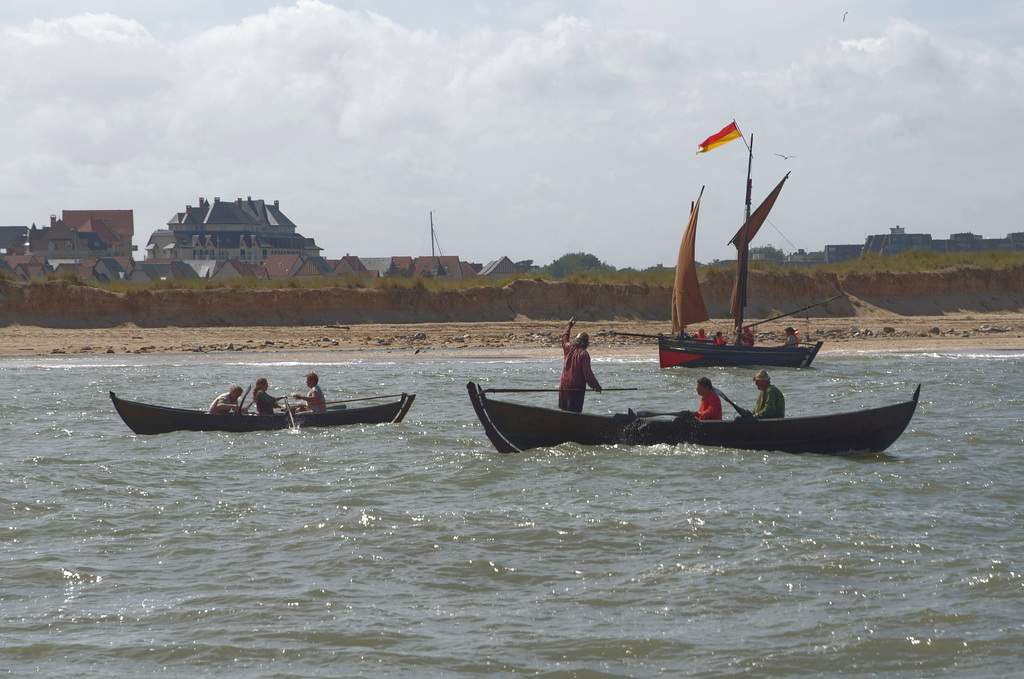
[728,172,790,332]
[671,188,710,335]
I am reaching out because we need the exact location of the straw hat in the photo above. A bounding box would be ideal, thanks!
[753,369,770,382]
[575,332,590,347]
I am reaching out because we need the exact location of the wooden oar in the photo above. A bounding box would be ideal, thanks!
[482,387,638,393]
[282,396,297,429]
[742,295,844,329]
[608,331,662,340]
[714,387,753,418]
[324,394,405,405]
[236,385,252,417]
[636,390,751,420]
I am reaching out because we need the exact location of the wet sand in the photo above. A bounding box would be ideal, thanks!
[2,313,1022,358]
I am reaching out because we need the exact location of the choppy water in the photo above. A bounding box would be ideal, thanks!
[1,348,1023,677]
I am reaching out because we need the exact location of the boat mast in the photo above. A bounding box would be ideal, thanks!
[430,211,436,275]
[735,133,754,339]
[744,134,753,225]
[429,211,444,277]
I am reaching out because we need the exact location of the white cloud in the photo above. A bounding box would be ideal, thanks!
[2,1,1023,267]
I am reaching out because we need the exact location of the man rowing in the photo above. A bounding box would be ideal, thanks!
[751,369,785,419]
[292,371,327,414]
[208,385,244,415]
[253,377,287,415]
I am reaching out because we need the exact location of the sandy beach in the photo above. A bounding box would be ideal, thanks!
[3,312,1022,358]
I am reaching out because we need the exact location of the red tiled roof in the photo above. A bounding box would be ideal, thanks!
[62,210,134,238]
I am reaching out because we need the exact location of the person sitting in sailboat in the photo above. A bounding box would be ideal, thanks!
[783,327,800,347]
[713,331,726,345]
[740,326,755,346]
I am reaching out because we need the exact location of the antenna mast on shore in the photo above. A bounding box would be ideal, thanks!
[429,211,445,277]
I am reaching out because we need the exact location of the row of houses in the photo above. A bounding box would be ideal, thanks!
[758,226,1024,268]
[816,226,1024,265]
[6,196,1023,279]
[0,210,135,260]
[1,196,518,283]
[0,251,518,284]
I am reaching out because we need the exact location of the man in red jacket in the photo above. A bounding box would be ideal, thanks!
[559,317,602,412]
[693,376,723,420]
[676,376,723,421]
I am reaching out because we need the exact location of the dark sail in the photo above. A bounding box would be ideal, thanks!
[728,172,790,333]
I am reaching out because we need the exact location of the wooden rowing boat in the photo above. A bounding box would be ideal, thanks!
[110,391,415,435]
[466,382,919,456]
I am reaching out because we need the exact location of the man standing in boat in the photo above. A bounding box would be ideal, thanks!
[751,369,785,419]
[559,317,602,412]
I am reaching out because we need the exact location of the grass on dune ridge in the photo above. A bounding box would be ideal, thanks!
[6,250,1023,293]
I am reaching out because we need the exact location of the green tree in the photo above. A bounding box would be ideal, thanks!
[542,252,616,279]
[514,259,536,273]
[749,245,784,260]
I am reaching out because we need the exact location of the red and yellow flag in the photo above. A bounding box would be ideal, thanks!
[696,121,742,154]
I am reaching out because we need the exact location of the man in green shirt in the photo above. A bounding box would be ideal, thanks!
[752,369,785,419]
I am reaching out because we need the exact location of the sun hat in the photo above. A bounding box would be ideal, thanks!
[575,331,589,346]
[753,369,770,381]
[784,326,795,332]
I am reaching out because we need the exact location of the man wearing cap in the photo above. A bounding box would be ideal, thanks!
[752,369,785,419]
[783,327,799,347]
[559,317,602,412]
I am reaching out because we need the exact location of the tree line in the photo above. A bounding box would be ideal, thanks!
[517,246,785,277]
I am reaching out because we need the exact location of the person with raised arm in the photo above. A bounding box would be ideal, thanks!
[558,317,602,413]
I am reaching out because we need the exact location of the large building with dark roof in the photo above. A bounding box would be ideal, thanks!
[144,196,322,264]
[823,226,1024,264]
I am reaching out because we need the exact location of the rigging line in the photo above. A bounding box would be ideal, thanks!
[764,217,800,253]
[417,213,445,259]
[416,230,431,256]
[428,211,444,259]
[431,226,444,257]
[734,120,752,155]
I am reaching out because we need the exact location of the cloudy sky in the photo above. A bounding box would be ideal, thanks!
[3,1,1022,268]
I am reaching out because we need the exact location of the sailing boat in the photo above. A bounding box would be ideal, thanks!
[658,134,824,368]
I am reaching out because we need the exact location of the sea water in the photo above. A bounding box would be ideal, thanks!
[1,349,1022,677]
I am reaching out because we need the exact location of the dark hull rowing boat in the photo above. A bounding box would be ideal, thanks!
[658,336,823,368]
[467,382,920,456]
[110,391,415,435]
